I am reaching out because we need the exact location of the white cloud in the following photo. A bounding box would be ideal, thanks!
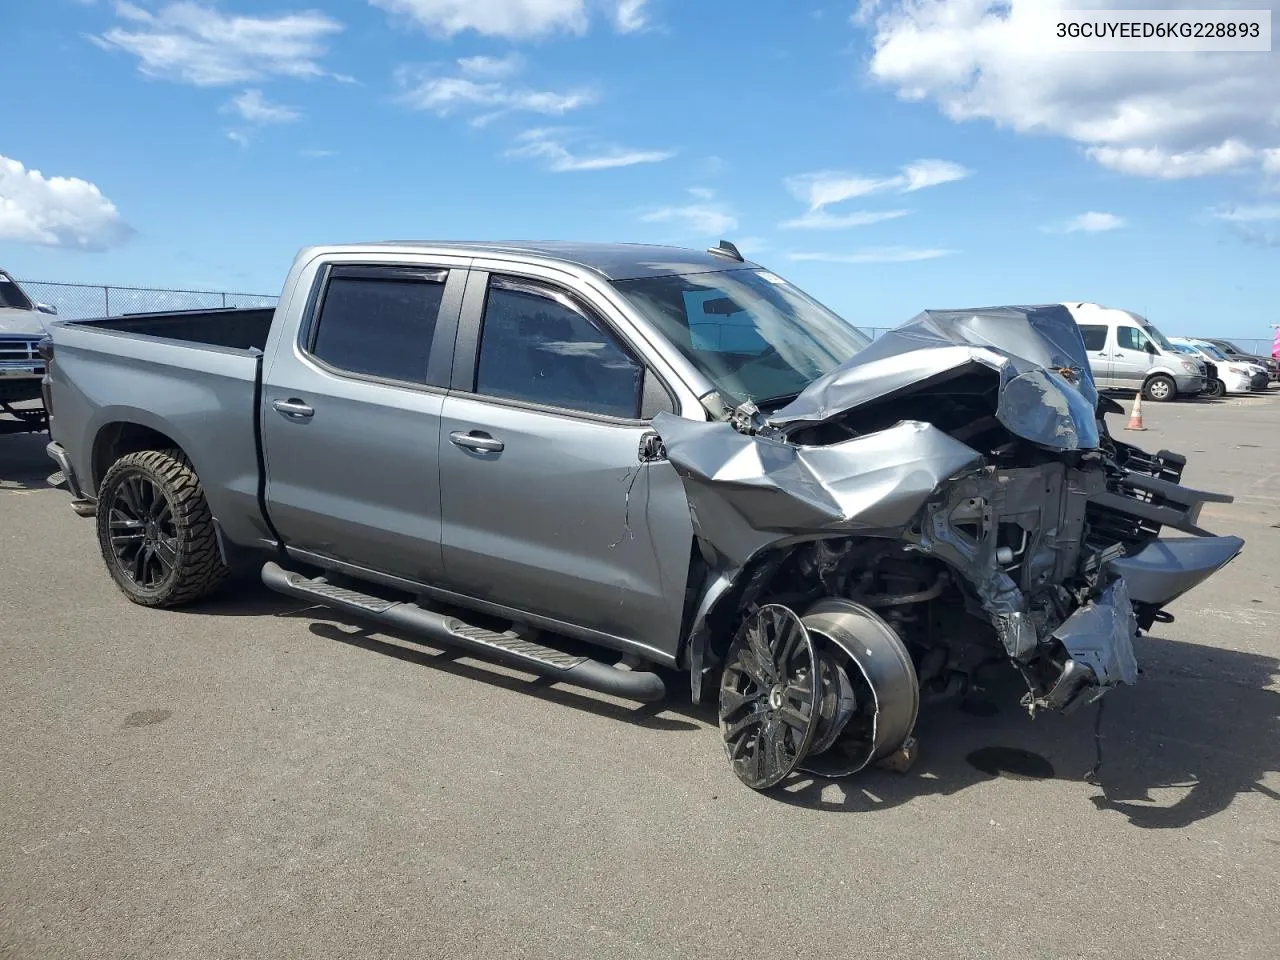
[1212,204,1280,223]
[396,62,594,119]
[860,1,1280,181]
[301,148,336,158]
[1265,149,1280,176]
[781,208,910,230]
[901,158,969,191]
[370,0,649,39]
[1060,211,1126,233]
[226,130,250,147]
[787,247,953,263]
[0,154,132,251]
[457,53,524,78]
[640,205,738,236]
[94,2,344,87]
[228,89,301,124]
[640,188,738,236]
[613,0,648,32]
[508,128,674,172]
[1087,141,1259,180]
[785,159,970,209]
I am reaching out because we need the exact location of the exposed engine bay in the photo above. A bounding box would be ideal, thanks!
[653,305,1245,790]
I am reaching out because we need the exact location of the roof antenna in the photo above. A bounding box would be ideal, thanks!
[707,239,744,262]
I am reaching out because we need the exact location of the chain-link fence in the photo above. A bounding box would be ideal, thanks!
[15,280,278,321]
[12,280,1277,358]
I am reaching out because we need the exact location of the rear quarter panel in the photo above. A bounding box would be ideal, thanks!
[48,322,270,547]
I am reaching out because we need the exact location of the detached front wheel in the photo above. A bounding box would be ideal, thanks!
[95,449,228,607]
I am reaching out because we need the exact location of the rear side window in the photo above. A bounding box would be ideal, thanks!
[309,267,447,383]
[1118,326,1150,352]
[475,277,643,418]
[1078,325,1107,351]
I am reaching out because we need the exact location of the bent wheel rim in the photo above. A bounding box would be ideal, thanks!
[107,473,178,589]
[718,604,820,790]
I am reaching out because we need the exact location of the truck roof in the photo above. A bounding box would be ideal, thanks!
[340,240,761,281]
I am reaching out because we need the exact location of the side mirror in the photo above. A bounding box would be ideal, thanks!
[1145,341,1158,355]
[36,303,58,316]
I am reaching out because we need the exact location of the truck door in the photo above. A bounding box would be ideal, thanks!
[436,269,693,663]
[261,260,467,584]
[1077,323,1112,387]
[1111,323,1156,391]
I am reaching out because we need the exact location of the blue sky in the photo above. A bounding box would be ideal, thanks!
[2,0,1278,340]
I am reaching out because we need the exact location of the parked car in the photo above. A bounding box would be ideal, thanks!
[0,269,57,429]
[1169,337,1268,393]
[1200,337,1278,383]
[41,243,1243,791]
[1063,302,1205,401]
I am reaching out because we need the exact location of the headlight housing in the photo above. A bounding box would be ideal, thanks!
[1179,359,1200,373]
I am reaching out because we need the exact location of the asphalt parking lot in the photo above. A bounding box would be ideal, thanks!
[2,392,1278,960]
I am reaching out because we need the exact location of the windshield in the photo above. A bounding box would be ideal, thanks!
[1195,342,1228,361]
[612,268,870,406]
[1138,320,1175,351]
[0,273,34,311]
[1172,344,1199,356]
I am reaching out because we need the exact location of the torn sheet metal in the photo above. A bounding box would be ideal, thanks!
[764,305,1100,452]
[651,414,984,568]
[1051,578,1139,689]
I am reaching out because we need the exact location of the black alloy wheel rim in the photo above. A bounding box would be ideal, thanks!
[718,604,820,790]
[108,473,178,589]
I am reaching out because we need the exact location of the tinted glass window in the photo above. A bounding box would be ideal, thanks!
[0,273,34,310]
[1118,326,1150,352]
[311,271,445,383]
[1078,324,1107,351]
[475,278,643,418]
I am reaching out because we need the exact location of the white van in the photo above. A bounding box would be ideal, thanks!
[1062,302,1206,402]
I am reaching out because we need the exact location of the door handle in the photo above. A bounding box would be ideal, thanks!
[449,430,504,453]
[272,398,315,420]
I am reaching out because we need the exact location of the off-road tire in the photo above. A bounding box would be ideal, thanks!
[95,448,229,607]
[1142,374,1176,403]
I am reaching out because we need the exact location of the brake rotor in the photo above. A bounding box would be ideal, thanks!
[718,604,821,790]
[796,599,921,779]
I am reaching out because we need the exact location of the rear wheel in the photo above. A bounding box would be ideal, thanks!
[1142,374,1176,402]
[95,449,228,607]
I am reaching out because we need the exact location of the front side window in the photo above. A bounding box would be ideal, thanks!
[1118,326,1151,352]
[474,277,644,419]
[1078,324,1107,351]
[309,267,447,383]
[612,268,869,408]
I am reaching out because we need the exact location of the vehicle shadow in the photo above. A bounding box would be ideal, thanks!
[769,633,1280,828]
[0,429,54,492]
[304,617,707,733]
[181,579,712,732]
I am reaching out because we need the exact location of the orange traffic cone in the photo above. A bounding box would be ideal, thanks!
[1124,392,1146,431]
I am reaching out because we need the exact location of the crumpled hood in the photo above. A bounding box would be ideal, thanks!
[765,304,1100,452]
[0,307,49,337]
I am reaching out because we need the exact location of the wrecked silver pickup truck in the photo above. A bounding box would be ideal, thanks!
[42,240,1242,791]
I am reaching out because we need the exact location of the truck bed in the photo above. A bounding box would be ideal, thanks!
[46,306,276,549]
[72,307,275,352]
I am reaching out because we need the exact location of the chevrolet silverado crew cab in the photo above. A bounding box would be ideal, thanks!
[42,241,1243,791]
